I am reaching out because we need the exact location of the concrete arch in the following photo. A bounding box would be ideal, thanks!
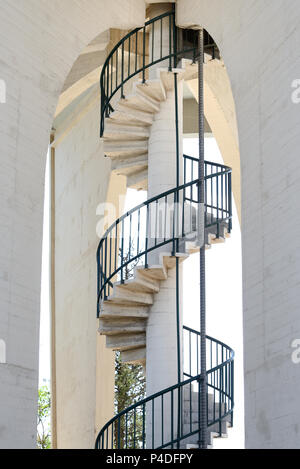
[0,0,145,449]
[177,0,300,449]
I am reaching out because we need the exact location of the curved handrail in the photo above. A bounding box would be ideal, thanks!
[95,326,234,449]
[97,157,232,312]
[100,10,201,136]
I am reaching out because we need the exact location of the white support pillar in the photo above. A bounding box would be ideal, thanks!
[145,4,185,449]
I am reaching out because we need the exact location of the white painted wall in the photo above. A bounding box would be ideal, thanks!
[1,0,300,449]
[54,102,113,448]
[178,0,300,448]
[0,0,145,449]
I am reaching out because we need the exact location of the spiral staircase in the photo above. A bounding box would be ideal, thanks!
[95,9,234,450]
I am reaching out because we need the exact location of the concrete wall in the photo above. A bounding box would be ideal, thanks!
[178,0,300,448]
[0,0,145,449]
[54,102,127,448]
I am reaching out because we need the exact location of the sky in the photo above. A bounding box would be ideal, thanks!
[39,137,244,448]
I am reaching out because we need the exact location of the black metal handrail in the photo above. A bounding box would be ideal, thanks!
[95,326,234,449]
[96,156,232,313]
[100,9,214,136]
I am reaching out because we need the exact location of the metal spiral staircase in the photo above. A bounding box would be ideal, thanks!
[95,9,234,449]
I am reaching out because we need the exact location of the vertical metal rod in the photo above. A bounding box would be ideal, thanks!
[143,26,146,83]
[174,70,181,449]
[121,42,125,98]
[198,28,207,450]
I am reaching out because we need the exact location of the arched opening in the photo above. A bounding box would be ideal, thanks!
[39,6,244,450]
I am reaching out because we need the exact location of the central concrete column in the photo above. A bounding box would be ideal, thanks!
[145,2,184,449]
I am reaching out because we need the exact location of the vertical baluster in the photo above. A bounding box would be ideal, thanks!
[106,64,109,115]
[160,18,163,59]
[219,367,223,436]
[205,161,207,226]
[216,173,219,237]
[211,165,213,225]
[125,413,128,449]
[231,359,234,426]
[198,378,201,445]
[116,48,118,89]
[168,13,172,71]
[135,31,138,72]
[221,169,224,220]
[161,394,164,447]
[114,223,118,275]
[155,199,158,246]
[190,382,192,433]
[142,26,146,83]
[152,22,155,63]
[152,399,155,448]
[189,330,191,376]
[142,404,146,449]
[111,421,114,449]
[111,54,113,99]
[225,171,228,219]
[173,9,177,67]
[196,332,199,376]
[171,390,174,448]
[129,213,132,262]
[117,417,121,449]
[104,237,108,299]
[177,386,181,449]
[164,196,167,242]
[172,192,176,254]
[213,370,216,422]
[133,408,136,449]
[137,209,140,255]
[121,41,125,98]
[145,204,149,268]
[128,35,131,78]
[121,219,124,283]
[109,231,112,286]
[229,171,232,232]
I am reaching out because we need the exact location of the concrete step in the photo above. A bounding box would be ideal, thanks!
[99,317,147,336]
[122,93,160,113]
[135,79,167,102]
[100,303,149,320]
[121,347,146,365]
[106,285,154,306]
[111,154,148,177]
[115,271,160,294]
[116,102,154,125]
[106,332,146,351]
[127,168,148,191]
[103,140,148,158]
[135,264,168,282]
[103,120,150,140]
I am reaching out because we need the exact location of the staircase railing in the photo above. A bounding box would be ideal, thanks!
[97,156,232,313]
[184,155,232,233]
[100,10,217,136]
[97,11,234,450]
[95,326,234,449]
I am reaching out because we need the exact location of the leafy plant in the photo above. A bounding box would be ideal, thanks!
[37,386,51,449]
[114,352,146,448]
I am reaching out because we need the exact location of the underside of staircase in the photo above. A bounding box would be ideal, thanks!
[101,59,199,191]
[98,220,230,366]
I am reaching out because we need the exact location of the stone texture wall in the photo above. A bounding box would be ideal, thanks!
[0,0,145,449]
[178,0,300,448]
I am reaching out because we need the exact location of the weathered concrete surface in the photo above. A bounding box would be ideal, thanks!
[178,0,300,449]
[54,102,127,448]
[0,0,145,449]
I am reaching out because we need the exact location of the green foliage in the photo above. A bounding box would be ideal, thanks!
[37,386,51,449]
[114,352,146,448]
